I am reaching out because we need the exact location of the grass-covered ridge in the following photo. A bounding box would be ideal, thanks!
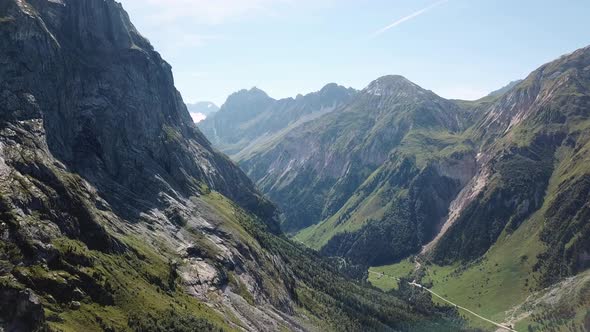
[365,47,590,331]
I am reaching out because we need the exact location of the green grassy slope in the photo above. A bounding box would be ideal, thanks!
[369,213,589,331]
[310,46,590,331]
[295,128,474,252]
[1,185,466,331]
[433,46,590,282]
[205,192,465,331]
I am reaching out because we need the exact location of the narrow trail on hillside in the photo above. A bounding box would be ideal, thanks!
[367,270,518,332]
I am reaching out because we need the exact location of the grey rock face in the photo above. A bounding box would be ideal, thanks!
[432,46,590,275]
[0,286,47,332]
[0,0,283,328]
[0,0,275,226]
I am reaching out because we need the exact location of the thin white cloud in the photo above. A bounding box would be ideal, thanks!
[372,0,449,37]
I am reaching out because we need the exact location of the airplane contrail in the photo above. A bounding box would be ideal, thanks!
[372,0,449,37]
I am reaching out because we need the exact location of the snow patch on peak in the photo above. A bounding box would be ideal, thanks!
[190,112,207,123]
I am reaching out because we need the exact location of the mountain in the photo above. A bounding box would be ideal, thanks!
[234,49,590,272]
[431,46,590,282]
[239,75,471,245]
[373,46,590,331]
[220,46,590,330]
[199,84,357,157]
[186,101,219,123]
[0,1,465,331]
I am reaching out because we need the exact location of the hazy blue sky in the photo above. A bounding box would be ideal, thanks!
[120,0,590,105]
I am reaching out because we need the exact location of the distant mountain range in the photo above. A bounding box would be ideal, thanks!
[199,84,356,156]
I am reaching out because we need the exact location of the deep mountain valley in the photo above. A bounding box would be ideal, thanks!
[0,0,466,331]
[202,47,590,331]
[0,0,588,331]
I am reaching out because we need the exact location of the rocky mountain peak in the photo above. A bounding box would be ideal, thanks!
[242,86,271,98]
[319,82,341,90]
[317,83,356,101]
[363,75,427,97]
[186,101,219,116]
[222,87,274,110]
[318,82,345,94]
[17,0,151,52]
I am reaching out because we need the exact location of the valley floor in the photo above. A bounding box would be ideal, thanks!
[368,215,590,332]
[370,262,589,332]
